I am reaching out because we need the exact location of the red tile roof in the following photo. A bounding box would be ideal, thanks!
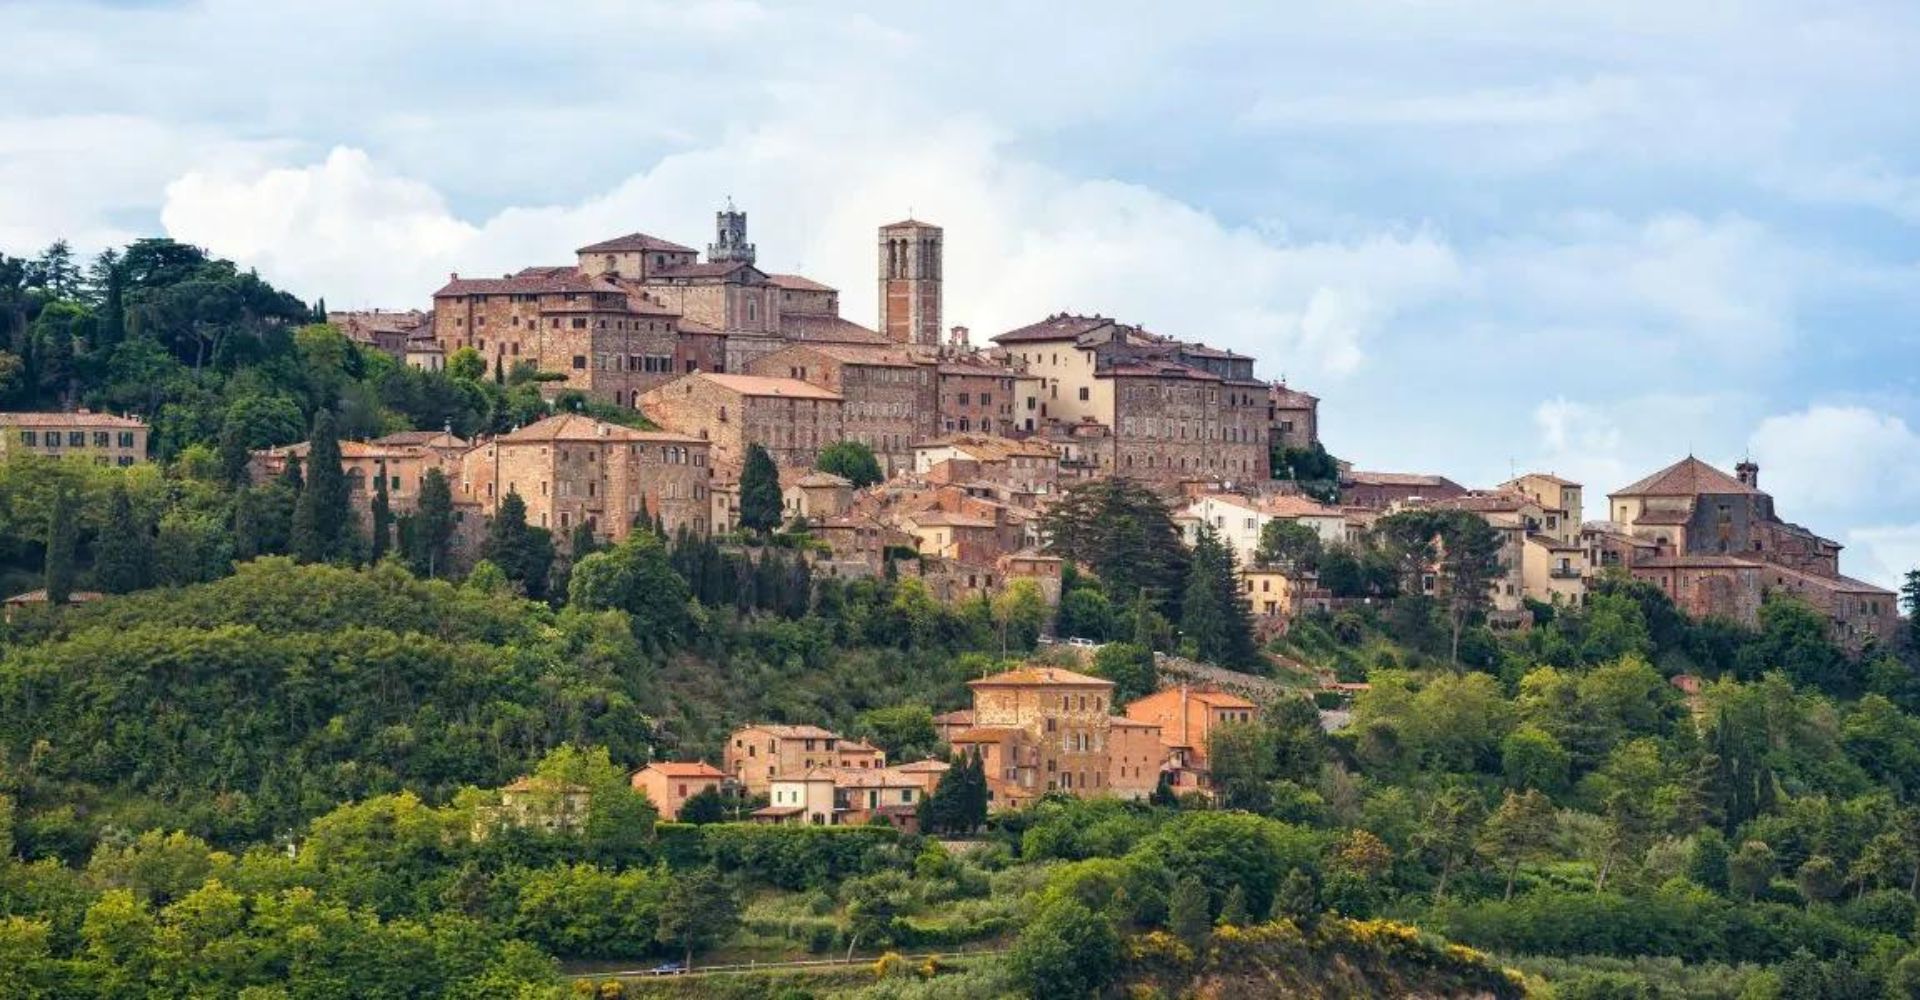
[640,762,727,779]
[576,232,697,254]
[991,313,1116,344]
[498,414,705,445]
[968,666,1113,689]
[0,410,146,429]
[768,273,835,292]
[690,373,843,401]
[781,315,891,345]
[1613,457,1757,498]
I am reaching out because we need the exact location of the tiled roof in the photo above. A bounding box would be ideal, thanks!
[1633,554,1765,570]
[893,760,952,773]
[4,588,104,604]
[991,313,1115,345]
[782,343,918,367]
[694,374,843,401]
[0,410,146,429]
[949,726,1024,743]
[932,709,975,725]
[653,261,758,281]
[434,270,620,297]
[499,414,705,445]
[968,666,1113,689]
[1613,456,1757,498]
[781,315,892,345]
[1100,359,1222,381]
[1184,689,1258,709]
[741,723,842,740]
[640,762,727,778]
[907,510,997,529]
[1269,384,1320,406]
[787,471,853,489]
[917,434,1057,461]
[880,218,942,231]
[1344,470,1463,489]
[1525,533,1585,551]
[768,273,835,292]
[576,232,697,254]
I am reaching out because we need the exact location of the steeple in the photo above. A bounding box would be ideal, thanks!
[877,217,942,346]
[708,198,756,265]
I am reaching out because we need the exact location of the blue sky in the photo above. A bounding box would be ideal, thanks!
[3,0,1919,585]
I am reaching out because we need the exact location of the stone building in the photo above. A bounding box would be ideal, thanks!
[631,762,730,822]
[724,724,886,797]
[744,343,934,474]
[251,430,470,525]
[1339,470,1469,510]
[989,313,1271,484]
[1122,686,1258,796]
[878,219,942,346]
[638,372,844,475]
[1608,456,1898,646]
[1178,492,1347,568]
[1268,383,1321,450]
[949,666,1136,806]
[454,414,710,544]
[329,309,425,358]
[912,435,1061,493]
[0,410,148,466]
[929,351,1020,436]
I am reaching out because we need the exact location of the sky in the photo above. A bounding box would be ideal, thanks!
[3,0,1919,586]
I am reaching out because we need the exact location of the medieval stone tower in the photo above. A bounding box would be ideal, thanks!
[877,218,941,346]
[708,200,756,265]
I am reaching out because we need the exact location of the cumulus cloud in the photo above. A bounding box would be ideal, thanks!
[158,114,1464,382]
[1748,405,1920,516]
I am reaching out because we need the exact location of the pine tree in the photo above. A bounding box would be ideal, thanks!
[738,443,783,534]
[1180,526,1259,668]
[481,490,554,599]
[93,486,151,594]
[1902,568,1920,654]
[43,490,75,604]
[1169,875,1211,944]
[217,414,251,487]
[369,464,393,563]
[233,488,263,561]
[413,469,454,578]
[290,411,351,564]
[1217,885,1250,927]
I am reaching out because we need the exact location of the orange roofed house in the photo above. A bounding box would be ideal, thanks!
[631,761,730,821]
[639,372,844,475]
[724,724,886,796]
[1123,686,1259,797]
[949,666,1163,807]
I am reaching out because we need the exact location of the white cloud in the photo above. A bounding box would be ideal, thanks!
[157,114,1464,382]
[1748,405,1920,516]
[1845,523,1920,589]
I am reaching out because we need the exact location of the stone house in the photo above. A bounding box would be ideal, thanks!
[1122,686,1258,793]
[1178,492,1347,568]
[0,410,148,466]
[723,724,886,797]
[1268,383,1320,450]
[1339,470,1468,510]
[454,414,710,545]
[745,342,934,474]
[639,372,844,476]
[631,762,730,822]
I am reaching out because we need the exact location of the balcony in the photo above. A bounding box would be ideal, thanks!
[1549,567,1583,580]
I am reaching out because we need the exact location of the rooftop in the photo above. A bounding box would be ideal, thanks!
[780,315,892,345]
[498,413,705,445]
[0,410,147,429]
[576,231,697,255]
[692,373,843,401]
[768,273,836,293]
[639,761,727,779]
[1613,456,1758,498]
[968,666,1113,689]
[739,723,841,740]
[991,313,1117,345]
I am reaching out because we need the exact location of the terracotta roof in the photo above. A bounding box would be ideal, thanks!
[893,760,952,773]
[1613,457,1757,498]
[1185,688,1258,709]
[1525,533,1585,551]
[1344,470,1463,489]
[739,723,841,740]
[499,414,705,445]
[908,510,997,529]
[639,761,727,779]
[781,315,891,345]
[1508,472,1578,487]
[753,805,805,817]
[949,726,1023,743]
[4,588,104,604]
[653,261,759,281]
[1269,384,1320,406]
[1633,554,1765,570]
[373,430,469,449]
[880,218,942,231]
[1110,717,1161,729]
[434,271,621,297]
[768,273,835,292]
[1100,359,1222,382]
[693,373,843,401]
[0,411,146,429]
[917,434,1058,461]
[969,666,1113,689]
[576,232,697,254]
[787,471,853,489]
[778,343,918,367]
[992,313,1115,345]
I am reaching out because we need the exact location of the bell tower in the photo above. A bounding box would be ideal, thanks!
[709,199,756,265]
[877,218,941,346]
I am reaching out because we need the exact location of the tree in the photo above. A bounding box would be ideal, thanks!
[289,411,351,563]
[411,469,454,578]
[655,869,740,968]
[919,753,987,836]
[854,705,939,760]
[1041,479,1191,624]
[1010,899,1120,1000]
[93,486,152,594]
[42,488,75,604]
[1796,854,1843,907]
[446,346,486,381]
[991,578,1049,652]
[738,443,783,533]
[1728,839,1778,901]
[1903,568,1920,654]
[216,413,251,486]
[1090,642,1157,704]
[1217,885,1250,927]
[1255,519,1323,571]
[1480,789,1556,901]
[676,787,728,825]
[1412,786,1484,902]
[1180,525,1260,669]
[1375,509,1503,664]
[1168,874,1211,944]
[1207,721,1277,813]
[567,533,691,646]
[369,462,393,563]
[816,440,883,487]
[481,491,554,599]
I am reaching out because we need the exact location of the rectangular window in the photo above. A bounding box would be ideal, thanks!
[92,431,109,447]
[572,356,587,370]
[19,430,35,446]
[68,431,85,446]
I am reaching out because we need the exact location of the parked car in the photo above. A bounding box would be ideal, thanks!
[1065,637,1099,648]
[646,961,686,976]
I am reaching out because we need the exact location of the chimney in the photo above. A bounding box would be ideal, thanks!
[950,325,970,347]
[1736,460,1759,489]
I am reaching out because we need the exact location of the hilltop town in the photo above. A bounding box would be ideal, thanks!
[1,210,1918,1000]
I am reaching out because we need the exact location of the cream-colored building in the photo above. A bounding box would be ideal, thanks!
[1499,473,1584,545]
[723,724,886,796]
[0,411,148,466]
[1179,492,1346,568]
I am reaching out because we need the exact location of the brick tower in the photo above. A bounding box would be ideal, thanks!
[709,200,756,265]
[877,218,941,346]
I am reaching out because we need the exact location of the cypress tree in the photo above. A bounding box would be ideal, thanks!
[569,520,599,559]
[413,468,454,578]
[93,486,151,593]
[480,490,553,599]
[1169,876,1211,944]
[217,414,251,487]
[633,496,652,534]
[290,411,350,563]
[738,443,782,534]
[279,454,303,491]
[43,489,75,604]
[233,488,262,561]
[369,464,393,562]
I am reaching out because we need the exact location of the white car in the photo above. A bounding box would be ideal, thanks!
[1065,637,1099,649]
